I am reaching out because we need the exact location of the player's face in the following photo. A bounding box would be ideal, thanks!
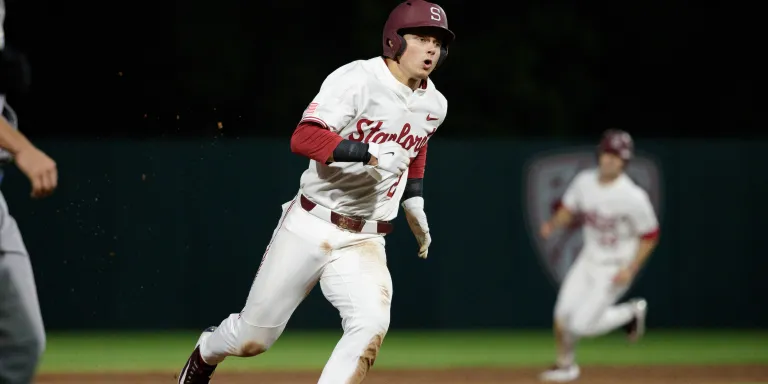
[400,29,443,80]
[598,152,624,178]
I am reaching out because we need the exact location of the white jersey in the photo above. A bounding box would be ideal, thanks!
[297,57,447,221]
[562,169,659,264]
[0,0,13,163]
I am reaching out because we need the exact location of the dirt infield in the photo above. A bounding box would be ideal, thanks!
[36,365,768,383]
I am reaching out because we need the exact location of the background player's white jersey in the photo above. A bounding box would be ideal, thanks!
[298,57,447,221]
[562,169,658,264]
[0,97,16,163]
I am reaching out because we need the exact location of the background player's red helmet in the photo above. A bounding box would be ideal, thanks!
[382,0,455,68]
[598,129,634,161]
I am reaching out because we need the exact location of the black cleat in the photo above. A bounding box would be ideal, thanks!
[178,327,218,383]
[623,299,648,342]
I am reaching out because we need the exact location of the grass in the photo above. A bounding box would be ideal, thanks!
[38,329,768,373]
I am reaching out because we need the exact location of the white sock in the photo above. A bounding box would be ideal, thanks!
[557,331,577,367]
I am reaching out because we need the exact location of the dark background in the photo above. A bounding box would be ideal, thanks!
[0,1,764,332]
[3,1,759,139]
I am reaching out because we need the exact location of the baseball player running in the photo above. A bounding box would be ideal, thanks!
[178,1,453,382]
[0,2,59,382]
[538,129,660,382]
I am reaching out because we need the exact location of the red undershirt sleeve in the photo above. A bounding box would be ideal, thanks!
[290,122,344,163]
[640,227,660,240]
[408,143,428,179]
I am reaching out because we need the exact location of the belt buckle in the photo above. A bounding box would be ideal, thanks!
[338,215,366,233]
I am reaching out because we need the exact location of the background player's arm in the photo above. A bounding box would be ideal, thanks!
[402,144,430,258]
[629,233,659,273]
[541,175,581,238]
[614,193,660,284]
[548,206,576,230]
[0,116,58,197]
[627,194,660,274]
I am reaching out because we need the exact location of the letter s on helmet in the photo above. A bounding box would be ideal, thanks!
[382,0,455,69]
[598,129,634,161]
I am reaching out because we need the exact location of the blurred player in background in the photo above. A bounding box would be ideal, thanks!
[538,129,660,382]
[0,0,59,382]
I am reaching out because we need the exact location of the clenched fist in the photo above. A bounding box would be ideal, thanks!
[367,142,410,176]
[14,146,57,198]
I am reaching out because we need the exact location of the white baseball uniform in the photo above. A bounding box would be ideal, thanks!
[199,57,446,383]
[554,169,659,337]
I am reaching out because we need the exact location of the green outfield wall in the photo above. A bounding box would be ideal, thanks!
[2,138,765,330]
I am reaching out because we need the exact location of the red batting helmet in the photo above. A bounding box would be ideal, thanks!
[382,0,455,68]
[598,129,634,161]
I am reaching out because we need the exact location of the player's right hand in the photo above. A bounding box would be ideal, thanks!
[14,146,58,198]
[540,222,554,239]
[367,142,410,176]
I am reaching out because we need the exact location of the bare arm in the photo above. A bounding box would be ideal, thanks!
[540,205,575,239]
[549,206,575,230]
[540,173,582,239]
[0,115,34,154]
[624,192,661,275]
[628,230,659,273]
[613,230,659,285]
[0,116,58,197]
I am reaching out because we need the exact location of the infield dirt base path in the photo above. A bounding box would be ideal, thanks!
[36,365,768,383]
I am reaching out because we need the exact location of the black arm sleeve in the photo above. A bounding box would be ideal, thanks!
[332,140,372,163]
[402,178,423,200]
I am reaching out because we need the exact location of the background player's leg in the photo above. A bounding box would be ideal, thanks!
[570,300,636,337]
[0,193,46,384]
[567,265,634,338]
[317,238,392,384]
[551,256,591,368]
[199,201,331,365]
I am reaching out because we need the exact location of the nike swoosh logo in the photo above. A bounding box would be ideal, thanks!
[426,114,439,121]
[382,151,395,156]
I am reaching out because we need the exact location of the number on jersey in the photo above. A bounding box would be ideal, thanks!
[387,174,404,198]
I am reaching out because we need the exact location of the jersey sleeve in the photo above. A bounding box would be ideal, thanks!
[560,173,583,213]
[299,64,363,133]
[632,191,660,239]
[408,88,444,179]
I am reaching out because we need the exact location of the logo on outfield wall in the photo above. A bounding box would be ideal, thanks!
[523,148,663,286]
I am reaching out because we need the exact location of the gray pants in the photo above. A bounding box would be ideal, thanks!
[0,191,45,384]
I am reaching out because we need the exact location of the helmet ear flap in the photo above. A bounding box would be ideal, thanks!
[436,46,448,68]
[383,34,407,61]
[395,35,407,58]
